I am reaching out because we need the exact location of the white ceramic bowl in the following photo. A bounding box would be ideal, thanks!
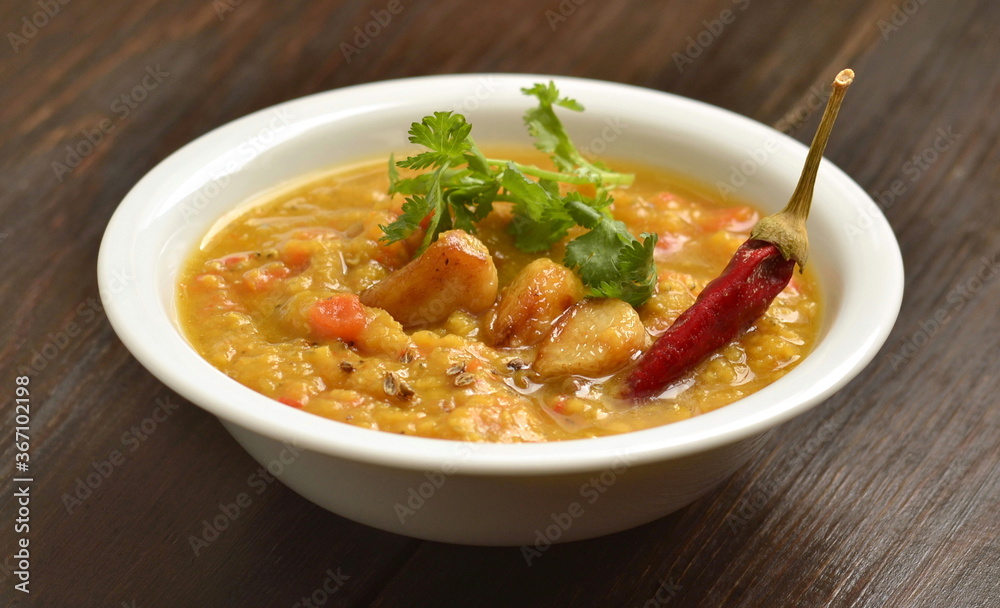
[98,74,903,546]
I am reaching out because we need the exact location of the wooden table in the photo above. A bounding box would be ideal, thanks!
[3,0,998,606]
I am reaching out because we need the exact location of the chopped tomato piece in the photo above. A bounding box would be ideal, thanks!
[308,294,369,343]
[418,211,434,230]
[363,220,410,268]
[191,273,226,291]
[654,233,688,257]
[277,397,303,409]
[282,240,314,270]
[550,396,567,414]
[201,292,240,312]
[363,211,422,268]
[374,241,411,268]
[242,263,291,292]
[214,251,259,268]
[701,206,759,233]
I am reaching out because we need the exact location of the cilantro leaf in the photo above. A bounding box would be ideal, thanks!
[586,234,658,306]
[521,82,587,174]
[396,112,472,169]
[382,113,476,251]
[499,165,558,222]
[418,170,450,251]
[500,165,575,251]
[387,153,401,192]
[380,193,430,244]
[380,82,657,306]
[563,198,658,307]
[521,82,632,187]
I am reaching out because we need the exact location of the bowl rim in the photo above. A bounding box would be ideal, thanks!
[98,73,904,475]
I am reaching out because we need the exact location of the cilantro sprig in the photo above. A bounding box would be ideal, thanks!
[380,82,658,307]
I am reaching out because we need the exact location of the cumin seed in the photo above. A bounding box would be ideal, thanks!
[454,373,475,387]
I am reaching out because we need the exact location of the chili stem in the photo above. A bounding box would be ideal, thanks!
[750,68,854,268]
[785,69,855,221]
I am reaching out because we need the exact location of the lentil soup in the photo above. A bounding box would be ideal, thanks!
[177,150,821,442]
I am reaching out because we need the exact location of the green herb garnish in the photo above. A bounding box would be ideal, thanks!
[380,82,658,307]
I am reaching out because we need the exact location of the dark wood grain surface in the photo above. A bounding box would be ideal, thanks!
[2,0,998,606]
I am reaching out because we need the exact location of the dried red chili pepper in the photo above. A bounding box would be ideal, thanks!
[618,69,854,401]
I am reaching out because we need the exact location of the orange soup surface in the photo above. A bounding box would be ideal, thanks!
[177,150,821,442]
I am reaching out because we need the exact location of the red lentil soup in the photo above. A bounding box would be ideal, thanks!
[177,150,821,442]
